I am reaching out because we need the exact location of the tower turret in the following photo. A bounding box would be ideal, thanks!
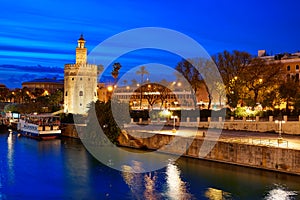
[76,34,87,64]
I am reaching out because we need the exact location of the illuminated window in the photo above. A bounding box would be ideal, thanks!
[79,91,83,96]
[287,66,291,71]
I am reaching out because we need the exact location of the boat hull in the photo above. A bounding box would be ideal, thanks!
[19,130,61,140]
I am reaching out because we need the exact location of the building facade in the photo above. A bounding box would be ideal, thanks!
[22,78,63,93]
[111,82,211,110]
[64,35,98,114]
[258,50,300,81]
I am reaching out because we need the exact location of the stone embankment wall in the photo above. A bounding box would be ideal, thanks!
[118,131,300,175]
[61,124,79,138]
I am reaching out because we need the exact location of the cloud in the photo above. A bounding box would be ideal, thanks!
[0,64,64,88]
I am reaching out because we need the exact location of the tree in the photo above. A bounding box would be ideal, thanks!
[136,66,149,109]
[86,100,130,144]
[279,78,299,112]
[131,79,138,86]
[141,84,159,110]
[49,89,63,111]
[175,59,202,108]
[136,66,149,84]
[0,86,9,102]
[111,62,122,85]
[241,58,283,107]
[157,83,172,110]
[214,50,252,108]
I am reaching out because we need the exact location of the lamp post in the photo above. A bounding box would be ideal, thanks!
[171,115,178,133]
[275,120,285,143]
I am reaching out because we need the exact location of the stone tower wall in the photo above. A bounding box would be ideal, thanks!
[64,63,98,114]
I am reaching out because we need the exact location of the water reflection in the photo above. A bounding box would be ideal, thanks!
[1,133,300,199]
[121,160,192,200]
[144,172,158,199]
[121,161,148,199]
[264,184,297,200]
[205,187,232,200]
[165,160,192,200]
[7,132,14,184]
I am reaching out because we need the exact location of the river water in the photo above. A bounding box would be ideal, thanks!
[0,131,299,200]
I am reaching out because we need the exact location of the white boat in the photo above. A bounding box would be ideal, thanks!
[17,114,61,140]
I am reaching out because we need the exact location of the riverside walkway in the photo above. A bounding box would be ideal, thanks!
[124,124,300,150]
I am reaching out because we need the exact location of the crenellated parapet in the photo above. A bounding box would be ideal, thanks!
[64,63,98,77]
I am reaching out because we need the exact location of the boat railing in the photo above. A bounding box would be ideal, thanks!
[23,119,60,127]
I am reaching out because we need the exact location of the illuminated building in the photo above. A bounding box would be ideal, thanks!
[258,50,300,81]
[22,78,63,93]
[63,35,98,114]
[111,82,210,110]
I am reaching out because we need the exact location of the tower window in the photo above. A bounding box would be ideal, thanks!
[287,65,291,71]
[79,91,83,96]
[80,78,82,80]
[80,103,82,106]
[72,78,74,81]
[65,91,68,96]
[296,65,299,70]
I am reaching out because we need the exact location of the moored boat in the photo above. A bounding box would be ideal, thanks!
[17,114,61,140]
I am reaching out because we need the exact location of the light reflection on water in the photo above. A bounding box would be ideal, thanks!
[0,132,300,199]
[264,184,298,200]
[121,160,193,199]
[205,187,232,200]
[7,132,14,185]
[165,160,192,200]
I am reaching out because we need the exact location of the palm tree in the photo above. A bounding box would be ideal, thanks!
[136,66,149,109]
[111,62,122,85]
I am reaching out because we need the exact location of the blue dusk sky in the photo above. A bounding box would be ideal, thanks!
[1,0,300,88]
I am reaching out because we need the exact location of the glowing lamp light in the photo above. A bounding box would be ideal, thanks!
[107,86,113,92]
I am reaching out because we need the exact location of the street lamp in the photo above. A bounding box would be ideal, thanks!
[171,115,178,133]
[275,120,285,143]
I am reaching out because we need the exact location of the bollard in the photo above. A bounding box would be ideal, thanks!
[283,115,288,122]
[269,116,273,122]
[187,117,190,123]
[230,116,234,122]
[131,118,134,123]
[256,116,259,122]
[197,117,200,123]
[243,117,246,121]
[208,117,211,122]
[139,118,142,124]
[219,117,222,122]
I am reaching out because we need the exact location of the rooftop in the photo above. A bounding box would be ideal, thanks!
[22,78,64,84]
